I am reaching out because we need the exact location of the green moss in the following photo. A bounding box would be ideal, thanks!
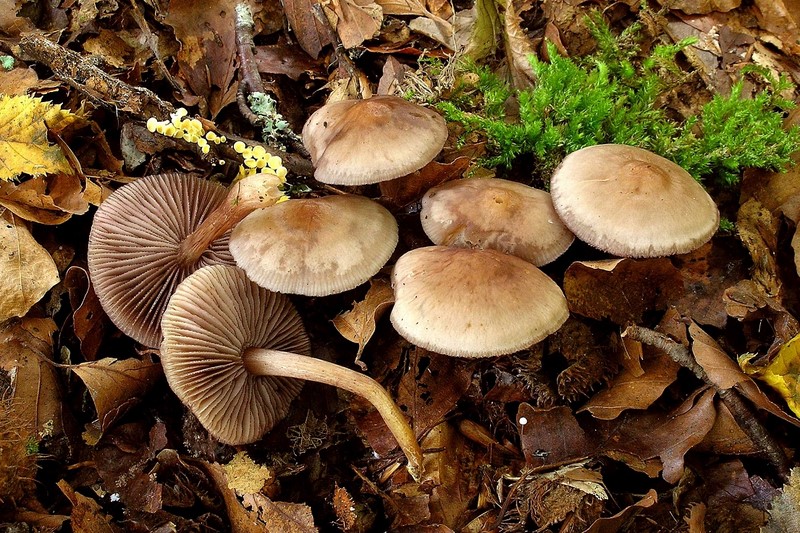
[439,13,800,186]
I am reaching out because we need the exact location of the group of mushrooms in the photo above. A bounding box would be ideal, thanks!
[88,95,719,481]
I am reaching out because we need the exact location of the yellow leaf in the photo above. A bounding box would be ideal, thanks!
[739,333,800,417]
[0,94,77,180]
[0,214,60,321]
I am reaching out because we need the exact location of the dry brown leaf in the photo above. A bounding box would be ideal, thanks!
[284,0,331,59]
[503,0,537,90]
[667,0,741,15]
[696,399,758,455]
[736,198,781,297]
[517,403,593,468]
[57,479,122,533]
[323,0,382,49]
[0,67,39,95]
[379,156,471,209]
[241,494,318,532]
[64,266,107,361]
[580,348,680,420]
[563,258,682,325]
[584,489,657,533]
[163,0,240,116]
[763,467,800,533]
[374,0,425,15]
[253,44,325,80]
[71,357,162,432]
[752,0,800,54]
[0,173,90,224]
[0,214,59,321]
[332,278,394,367]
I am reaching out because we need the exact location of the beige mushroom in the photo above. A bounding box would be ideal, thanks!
[390,246,569,358]
[420,178,574,266]
[302,96,448,185]
[229,195,398,296]
[161,264,424,480]
[550,144,719,257]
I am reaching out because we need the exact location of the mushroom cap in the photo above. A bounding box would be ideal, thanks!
[301,96,448,185]
[230,195,398,296]
[420,178,574,266]
[390,246,569,358]
[161,264,307,445]
[88,173,234,348]
[550,144,719,258]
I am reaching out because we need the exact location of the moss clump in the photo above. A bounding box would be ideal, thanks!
[439,13,800,186]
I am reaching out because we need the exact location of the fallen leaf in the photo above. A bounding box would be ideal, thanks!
[752,0,800,54]
[0,67,39,95]
[0,173,90,224]
[332,278,394,367]
[64,266,108,360]
[0,94,76,180]
[503,0,537,90]
[736,198,781,298]
[526,463,606,529]
[453,0,500,60]
[580,347,680,420]
[563,258,683,325]
[57,479,122,533]
[740,332,800,417]
[253,44,325,80]
[324,0,383,49]
[763,467,800,533]
[0,214,59,321]
[379,157,471,209]
[584,489,657,533]
[283,0,332,59]
[666,0,741,15]
[71,356,162,432]
[517,404,594,468]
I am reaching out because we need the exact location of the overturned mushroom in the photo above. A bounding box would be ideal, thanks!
[550,144,719,257]
[420,178,574,266]
[301,96,448,185]
[88,172,285,347]
[161,264,424,480]
[229,194,398,296]
[391,246,569,358]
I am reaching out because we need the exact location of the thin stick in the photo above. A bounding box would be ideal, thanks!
[243,348,424,481]
[623,325,789,481]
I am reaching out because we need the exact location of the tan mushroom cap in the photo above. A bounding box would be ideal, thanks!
[230,195,398,296]
[161,264,306,445]
[88,173,234,348]
[301,96,448,185]
[391,246,569,358]
[550,144,719,258]
[421,178,574,266]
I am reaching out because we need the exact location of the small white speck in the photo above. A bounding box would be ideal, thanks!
[519,417,528,426]
[110,493,120,502]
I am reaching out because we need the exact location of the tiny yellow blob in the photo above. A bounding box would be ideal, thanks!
[164,125,177,137]
[146,117,158,132]
[276,167,288,179]
[205,131,217,141]
[234,141,246,153]
[244,158,258,168]
[256,158,266,168]
[201,144,210,154]
[218,136,227,143]
[175,107,188,118]
[267,155,283,170]
[252,145,266,157]
[197,137,208,148]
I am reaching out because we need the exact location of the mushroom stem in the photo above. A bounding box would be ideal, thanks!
[177,173,285,268]
[242,347,424,481]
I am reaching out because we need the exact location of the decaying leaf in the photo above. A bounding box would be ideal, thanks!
[0,173,91,224]
[379,156,470,209]
[71,356,162,433]
[740,332,800,417]
[283,0,332,59]
[525,463,606,529]
[584,489,657,532]
[64,266,107,360]
[735,198,781,298]
[0,214,60,321]
[764,467,800,533]
[57,479,122,532]
[332,278,394,367]
[517,404,593,468]
[453,0,500,60]
[0,318,62,437]
[563,258,683,325]
[323,0,383,50]
[0,94,77,180]
[503,0,537,89]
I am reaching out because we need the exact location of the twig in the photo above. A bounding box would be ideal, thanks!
[310,3,365,97]
[234,3,265,127]
[18,33,174,119]
[623,325,790,481]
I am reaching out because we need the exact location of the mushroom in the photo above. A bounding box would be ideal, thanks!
[420,178,574,266]
[229,194,398,296]
[161,264,424,480]
[88,172,285,347]
[390,246,569,357]
[301,96,448,185]
[550,144,719,257]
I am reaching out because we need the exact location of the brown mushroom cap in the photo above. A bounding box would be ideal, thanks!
[229,195,398,296]
[88,173,234,348]
[390,246,569,358]
[161,264,306,445]
[420,178,574,266]
[301,96,448,185]
[550,144,719,258]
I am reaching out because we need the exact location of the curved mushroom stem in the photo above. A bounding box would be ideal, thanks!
[177,173,285,268]
[242,347,424,481]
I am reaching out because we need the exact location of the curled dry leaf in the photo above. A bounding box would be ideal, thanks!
[332,278,394,367]
[517,403,593,469]
[379,157,471,209]
[57,479,122,533]
[736,198,781,298]
[0,214,60,321]
[563,258,682,325]
[579,347,680,420]
[323,0,383,50]
[64,266,107,361]
[71,356,162,433]
[283,0,331,59]
[0,173,90,224]
[584,489,658,533]
[740,332,800,418]
[503,0,538,90]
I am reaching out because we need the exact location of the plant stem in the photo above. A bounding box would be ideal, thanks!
[177,173,284,268]
[242,347,424,481]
